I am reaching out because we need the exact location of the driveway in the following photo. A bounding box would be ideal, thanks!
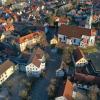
[30,47,62,100]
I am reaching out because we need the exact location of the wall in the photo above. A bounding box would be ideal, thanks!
[0,66,14,85]
[76,58,88,67]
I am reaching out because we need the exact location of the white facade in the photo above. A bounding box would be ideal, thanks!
[56,69,64,77]
[0,66,15,85]
[88,36,95,46]
[0,0,7,5]
[55,96,67,100]
[58,34,67,43]
[58,33,95,48]
[0,34,5,42]
[72,38,81,46]
[26,55,45,77]
[75,58,88,67]
[16,36,41,52]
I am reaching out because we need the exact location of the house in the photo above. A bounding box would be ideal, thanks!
[0,0,7,5]
[55,80,73,100]
[56,61,66,77]
[58,25,96,48]
[52,16,70,25]
[26,48,45,77]
[0,31,12,42]
[72,47,88,67]
[15,31,44,52]
[50,36,58,45]
[3,24,14,32]
[0,60,16,85]
[56,60,70,77]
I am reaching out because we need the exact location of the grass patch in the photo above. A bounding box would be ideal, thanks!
[81,46,98,54]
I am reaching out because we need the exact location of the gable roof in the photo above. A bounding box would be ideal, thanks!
[58,25,91,38]
[15,31,43,44]
[63,80,73,100]
[74,72,100,87]
[4,24,14,32]
[32,48,44,68]
[0,60,15,76]
[73,47,85,62]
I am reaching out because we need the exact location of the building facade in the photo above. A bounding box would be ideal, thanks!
[26,48,46,77]
[0,60,16,85]
[58,25,96,48]
[15,31,44,52]
[72,47,88,67]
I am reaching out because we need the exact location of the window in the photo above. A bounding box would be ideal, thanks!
[74,39,76,43]
[59,38,62,41]
[63,36,66,40]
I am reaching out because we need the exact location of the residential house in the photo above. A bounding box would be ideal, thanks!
[0,31,12,42]
[26,48,45,77]
[0,60,16,85]
[55,80,73,100]
[15,31,44,52]
[50,36,58,45]
[56,61,66,77]
[56,60,70,77]
[72,47,88,67]
[0,0,7,5]
[58,25,96,48]
[3,24,14,32]
[52,16,70,26]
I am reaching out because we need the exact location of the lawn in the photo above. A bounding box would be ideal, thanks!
[81,46,98,54]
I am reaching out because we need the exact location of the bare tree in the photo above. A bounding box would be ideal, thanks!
[88,84,100,100]
[19,89,28,100]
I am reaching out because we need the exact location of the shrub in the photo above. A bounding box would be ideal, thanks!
[19,89,28,100]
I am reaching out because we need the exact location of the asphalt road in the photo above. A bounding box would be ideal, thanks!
[30,47,62,100]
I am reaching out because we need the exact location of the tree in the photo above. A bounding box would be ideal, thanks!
[47,84,56,98]
[39,32,48,47]
[74,92,88,100]
[44,52,50,61]
[5,0,13,5]
[50,79,57,86]
[47,78,58,99]
[62,47,72,65]
[19,89,28,100]
[88,85,100,100]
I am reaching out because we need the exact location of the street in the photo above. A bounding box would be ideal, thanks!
[30,47,62,100]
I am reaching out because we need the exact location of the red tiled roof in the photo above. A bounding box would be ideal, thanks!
[63,80,73,100]
[4,24,14,32]
[53,16,69,24]
[16,31,43,44]
[58,25,92,38]
[73,47,84,62]
[32,48,44,68]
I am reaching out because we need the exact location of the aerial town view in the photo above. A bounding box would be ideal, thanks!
[0,0,100,100]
